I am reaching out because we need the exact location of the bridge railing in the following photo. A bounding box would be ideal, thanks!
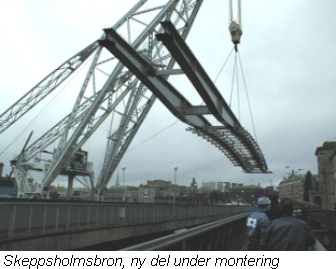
[121,212,327,251]
[121,212,248,251]
[0,201,249,241]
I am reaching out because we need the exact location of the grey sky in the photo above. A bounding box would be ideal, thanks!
[0,0,335,189]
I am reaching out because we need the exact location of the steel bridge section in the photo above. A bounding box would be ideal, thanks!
[157,21,268,173]
[99,22,268,173]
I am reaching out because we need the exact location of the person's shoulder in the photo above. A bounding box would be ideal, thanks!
[288,216,307,224]
[267,216,288,228]
[262,218,276,234]
[249,205,259,212]
[248,205,261,215]
[279,216,309,227]
[249,210,269,222]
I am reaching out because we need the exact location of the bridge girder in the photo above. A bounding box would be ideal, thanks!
[99,21,269,174]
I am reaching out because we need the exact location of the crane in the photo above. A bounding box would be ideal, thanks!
[0,0,269,200]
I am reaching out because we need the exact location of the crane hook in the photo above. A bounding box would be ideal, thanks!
[228,0,243,50]
[229,21,242,51]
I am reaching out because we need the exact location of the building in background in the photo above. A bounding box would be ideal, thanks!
[229,184,265,205]
[315,140,336,209]
[201,180,217,191]
[278,170,305,201]
[201,181,232,192]
[307,174,321,206]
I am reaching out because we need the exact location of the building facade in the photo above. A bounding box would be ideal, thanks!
[229,184,265,205]
[278,170,305,201]
[201,181,233,192]
[315,141,336,209]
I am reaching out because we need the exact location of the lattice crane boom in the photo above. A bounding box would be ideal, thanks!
[0,42,98,135]
[1,0,269,199]
[95,0,204,197]
[2,0,205,198]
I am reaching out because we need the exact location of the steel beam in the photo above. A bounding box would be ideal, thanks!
[100,26,269,173]
[99,29,210,128]
[157,21,240,128]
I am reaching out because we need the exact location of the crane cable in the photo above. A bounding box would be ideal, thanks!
[228,0,258,142]
[229,0,242,27]
[229,0,241,25]
[238,51,258,142]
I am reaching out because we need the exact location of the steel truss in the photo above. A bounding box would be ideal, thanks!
[1,0,205,198]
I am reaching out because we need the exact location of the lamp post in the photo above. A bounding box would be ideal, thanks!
[194,183,197,205]
[122,166,126,202]
[173,166,178,205]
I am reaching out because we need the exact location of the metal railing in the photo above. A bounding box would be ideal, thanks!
[313,238,327,251]
[121,212,327,251]
[0,200,249,241]
[121,212,248,251]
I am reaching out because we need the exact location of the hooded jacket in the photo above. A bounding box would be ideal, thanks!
[246,204,271,244]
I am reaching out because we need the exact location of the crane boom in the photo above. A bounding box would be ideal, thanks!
[0,42,98,134]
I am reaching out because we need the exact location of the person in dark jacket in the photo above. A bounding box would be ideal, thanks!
[260,197,316,251]
[269,192,282,220]
[246,196,271,250]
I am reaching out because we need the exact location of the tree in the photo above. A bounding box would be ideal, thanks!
[49,190,60,200]
[304,171,312,201]
[209,190,221,204]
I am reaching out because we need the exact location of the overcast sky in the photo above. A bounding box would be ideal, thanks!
[0,0,335,189]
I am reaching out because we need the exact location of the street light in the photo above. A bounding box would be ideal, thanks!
[122,166,126,202]
[194,183,197,205]
[173,166,178,205]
